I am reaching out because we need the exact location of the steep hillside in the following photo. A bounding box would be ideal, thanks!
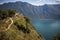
[0,10,44,40]
[0,1,60,19]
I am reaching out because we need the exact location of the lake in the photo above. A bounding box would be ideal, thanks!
[31,19,60,40]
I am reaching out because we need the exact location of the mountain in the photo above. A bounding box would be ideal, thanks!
[0,10,44,40]
[0,1,60,19]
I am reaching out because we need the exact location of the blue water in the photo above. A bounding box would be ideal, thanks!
[31,19,60,40]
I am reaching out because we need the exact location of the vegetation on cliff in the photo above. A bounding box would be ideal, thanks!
[0,10,44,40]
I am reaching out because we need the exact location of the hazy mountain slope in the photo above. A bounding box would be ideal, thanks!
[0,1,60,19]
[0,10,44,40]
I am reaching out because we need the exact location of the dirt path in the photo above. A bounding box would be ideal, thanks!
[4,18,13,31]
[3,13,18,31]
[0,13,21,31]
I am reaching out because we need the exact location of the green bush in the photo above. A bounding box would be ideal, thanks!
[7,10,16,17]
[14,22,30,34]
[0,10,8,20]
[0,10,16,20]
[24,16,30,23]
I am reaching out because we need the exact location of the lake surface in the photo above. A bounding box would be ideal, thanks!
[31,19,60,40]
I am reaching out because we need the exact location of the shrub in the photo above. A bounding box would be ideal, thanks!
[0,10,16,20]
[0,10,8,20]
[14,22,30,34]
[24,16,30,23]
[7,10,16,17]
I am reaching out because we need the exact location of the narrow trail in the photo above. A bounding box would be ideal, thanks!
[0,13,23,32]
[0,18,13,32]
[1,13,18,31]
[5,18,13,31]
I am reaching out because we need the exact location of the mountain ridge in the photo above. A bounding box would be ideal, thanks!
[0,1,60,19]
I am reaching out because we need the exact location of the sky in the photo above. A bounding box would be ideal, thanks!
[0,0,60,5]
